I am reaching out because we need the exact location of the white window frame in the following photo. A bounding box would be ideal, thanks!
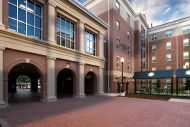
[115,0,120,13]
[183,51,189,60]
[116,56,121,68]
[151,33,157,41]
[166,66,172,70]
[165,30,172,38]
[152,55,156,63]
[152,45,156,52]
[166,54,172,62]
[166,42,171,49]
[183,38,189,47]
[152,67,156,71]
[116,20,120,30]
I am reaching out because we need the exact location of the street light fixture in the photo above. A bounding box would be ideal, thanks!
[184,62,190,69]
[120,57,125,96]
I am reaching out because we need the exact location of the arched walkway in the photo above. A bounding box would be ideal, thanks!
[57,68,75,98]
[8,63,42,104]
[85,72,96,95]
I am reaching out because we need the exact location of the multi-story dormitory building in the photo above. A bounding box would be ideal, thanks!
[84,0,149,93]
[84,0,190,94]
[0,0,109,107]
[147,17,190,94]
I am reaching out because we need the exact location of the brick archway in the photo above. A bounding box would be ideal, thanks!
[4,59,46,103]
[56,68,76,98]
[85,71,97,95]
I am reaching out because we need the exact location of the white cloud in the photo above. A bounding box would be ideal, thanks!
[130,0,190,27]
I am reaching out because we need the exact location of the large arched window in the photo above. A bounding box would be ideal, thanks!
[8,0,42,39]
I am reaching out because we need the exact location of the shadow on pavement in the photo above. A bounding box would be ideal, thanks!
[0,95,114,127]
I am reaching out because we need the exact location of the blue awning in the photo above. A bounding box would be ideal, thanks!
[133,70,173,79]
[176,69,190,78]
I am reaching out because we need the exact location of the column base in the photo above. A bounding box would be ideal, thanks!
[74,94,85,98]
[0,101,7,108]
[42,96,57,102]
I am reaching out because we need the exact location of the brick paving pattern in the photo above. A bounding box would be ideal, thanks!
[0,96,190,127]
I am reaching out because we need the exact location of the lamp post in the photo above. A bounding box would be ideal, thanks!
[184,62,190,95]
[120,57,125,96]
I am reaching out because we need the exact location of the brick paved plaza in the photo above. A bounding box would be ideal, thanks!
[0,96,190,127]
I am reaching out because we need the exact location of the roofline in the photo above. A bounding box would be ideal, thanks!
[84,0,136,16]
[122,0,136,16]
[137,13,149,28]
[69,0,109,29]
[149,16,190,32]
[83,0,92,6]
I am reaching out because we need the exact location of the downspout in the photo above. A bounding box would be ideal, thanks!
[107,0,110,92]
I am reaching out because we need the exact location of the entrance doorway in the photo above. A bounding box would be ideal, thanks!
[57,69,75,98]
[85,72,96,95]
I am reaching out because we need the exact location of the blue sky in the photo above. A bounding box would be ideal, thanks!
[77,0,190,26]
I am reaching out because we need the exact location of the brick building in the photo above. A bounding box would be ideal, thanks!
[147,17,190,94]
[84,0,149,93]
[0,0,109,107]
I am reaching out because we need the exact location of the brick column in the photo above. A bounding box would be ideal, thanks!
[0,0,5,28]
[0,47,6,107]
[47,1,56,44]
[46,57,57,102]
[99,33,105,58]
[79,21,85,53]
[75,63,85,98]
[97,66,105,95]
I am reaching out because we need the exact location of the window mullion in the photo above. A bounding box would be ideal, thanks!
[26,0,28,36]
[16,0,18,32]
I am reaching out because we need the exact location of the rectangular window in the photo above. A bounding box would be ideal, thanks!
[85,30,96,56]
[116,56,121,68]
[115,1,120,13]
[165,30,172,38]
[152,45,156,52]
[116,20,120,30]
[166,54,172,61]
[152,67,156,71]
[127,14,130,25]
[151,33,157,41]
[183,38,189,47]
[8,0,42,39]
[166,42,171,49]
[166,79,171,84]
[116,39,120,49]
[152,55,156,63]
[182,26,190,34]
[183,51,189,60]
[56,16,75,49]
[128,64,130,71]
[127,31,130,38]
[166,66,172,70]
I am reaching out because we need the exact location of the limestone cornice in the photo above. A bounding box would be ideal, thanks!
[0,29,106,65]
[0,46,5,51]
